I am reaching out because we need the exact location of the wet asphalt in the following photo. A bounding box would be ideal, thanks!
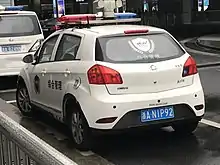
[1,53,220,165]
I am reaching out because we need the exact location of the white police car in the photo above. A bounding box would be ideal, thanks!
[0,5,44,76]
[16,13,205,151]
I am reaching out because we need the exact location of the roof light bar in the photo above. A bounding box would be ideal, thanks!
[57,13,140,23]
[57,12,141,29]
[87,18,141,24]
[59,17,141,25]
[4,6,24,11]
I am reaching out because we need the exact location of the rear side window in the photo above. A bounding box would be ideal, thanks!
[0,15,41,37]
[55,34,81,61]
[95,33,185,63]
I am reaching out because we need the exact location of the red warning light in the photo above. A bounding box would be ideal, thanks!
[57,14,97,23]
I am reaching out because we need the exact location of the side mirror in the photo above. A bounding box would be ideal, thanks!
[23,54,34,63]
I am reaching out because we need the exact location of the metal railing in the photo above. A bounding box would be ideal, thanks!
[0,110,77,165]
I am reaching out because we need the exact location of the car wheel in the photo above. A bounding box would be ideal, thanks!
[16,81,33,117]
[66,101,92,151]
[172,121,199,134]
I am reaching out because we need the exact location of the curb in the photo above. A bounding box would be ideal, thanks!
[179,38,220,68]
[179,37,197,44]
[180,38,220,57]
[197,62,220,68]
[196,40,220,51]
[197,34,220,51]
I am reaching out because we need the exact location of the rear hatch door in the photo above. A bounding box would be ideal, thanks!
[95,32,193,95]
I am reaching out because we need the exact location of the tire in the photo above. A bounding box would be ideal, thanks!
[16,81,34,117]
[172,121,199,134]
[66,99,93,151]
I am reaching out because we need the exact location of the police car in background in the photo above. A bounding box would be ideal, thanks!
[16,13,205,151]
[0,5,44,76]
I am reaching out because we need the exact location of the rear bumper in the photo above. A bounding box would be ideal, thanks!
[91,116,204,135]
[77,75,205,130]
[0,69,22,76]
[0,53,29,76]
[89,103,204,132]
[112,104,203,130]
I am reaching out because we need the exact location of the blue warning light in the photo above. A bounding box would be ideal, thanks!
[5,6,24,11]
[114,13,137,19]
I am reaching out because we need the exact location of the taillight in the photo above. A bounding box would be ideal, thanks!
[182,56,198,77]
[124,29,149,34]
[87,64,123,84]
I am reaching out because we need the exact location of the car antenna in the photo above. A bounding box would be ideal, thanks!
[63,21,69,29]
[86,16,90,28]
[78,17,83,29]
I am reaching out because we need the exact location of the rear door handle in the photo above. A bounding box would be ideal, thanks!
[41,69,47,76]
[64,69,71,77]
[41,70,47,74]
[64,70,71,74]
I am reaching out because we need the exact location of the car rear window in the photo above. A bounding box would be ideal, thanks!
[0,15,41,37]
[95,33,185,63]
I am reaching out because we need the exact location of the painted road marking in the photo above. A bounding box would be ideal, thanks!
[78,151,95,157]
[0,89,16,93]
[6,100,16,104]
[200,119,220,129]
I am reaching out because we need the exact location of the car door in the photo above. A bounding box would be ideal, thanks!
[29,34,60,107]
[46,33,82,112]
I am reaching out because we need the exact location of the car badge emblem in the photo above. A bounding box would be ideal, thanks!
[9,38,13,42]
[150,65,157,71]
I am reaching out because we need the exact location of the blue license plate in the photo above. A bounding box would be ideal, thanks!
[141,106,174,122]
[1,45,21,52]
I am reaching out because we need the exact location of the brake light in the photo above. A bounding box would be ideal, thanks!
[182,56,198,77]
[87,64,123,84]
[124,29,149,34]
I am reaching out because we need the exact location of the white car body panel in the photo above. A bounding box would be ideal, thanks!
[0,11,44,76]
[97,56,193,95]
[19,24,205,130]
